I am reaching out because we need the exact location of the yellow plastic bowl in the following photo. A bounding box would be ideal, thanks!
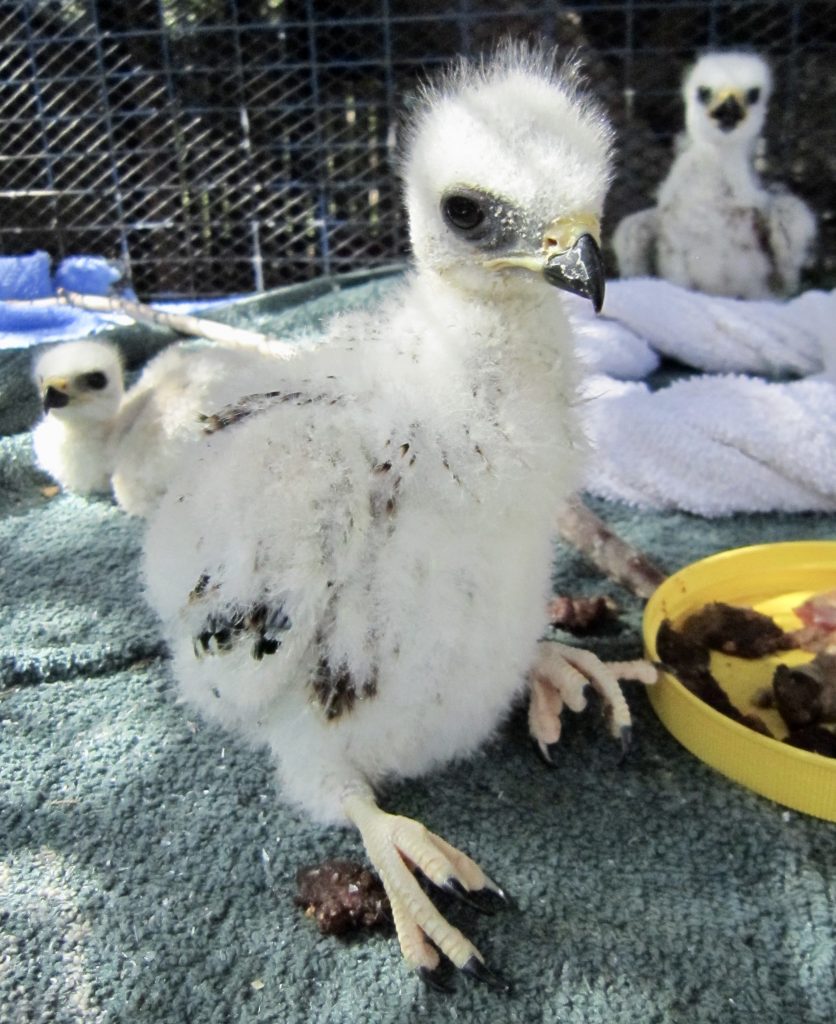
[643,540,836,821]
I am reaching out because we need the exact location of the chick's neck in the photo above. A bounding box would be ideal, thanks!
[415,268,582,441]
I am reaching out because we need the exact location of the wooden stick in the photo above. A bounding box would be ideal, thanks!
[8,289,295,355]
[557,495,667,599]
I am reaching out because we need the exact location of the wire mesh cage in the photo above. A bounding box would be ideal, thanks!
[2,0,834,298]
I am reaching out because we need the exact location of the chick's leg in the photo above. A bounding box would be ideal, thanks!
[342,789,509,991]
[529,640,657,764]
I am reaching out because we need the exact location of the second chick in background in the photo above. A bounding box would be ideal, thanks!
[31,337,296,517]
[613,51,816,299]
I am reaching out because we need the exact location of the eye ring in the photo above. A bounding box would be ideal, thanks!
[442,193,486,233]
[697,86,712,105]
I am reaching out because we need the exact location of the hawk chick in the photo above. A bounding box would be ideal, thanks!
[613,51,816,298]
[31,338,290,516]
[143,43,652,988]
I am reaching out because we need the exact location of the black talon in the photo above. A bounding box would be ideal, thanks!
[619,724,633,762]
[478,881,516,913]
[442,878,498,915]
[486,881,516,911]
[538,739,562,767]
[533,740,552,766]
[461,955,512,994]
[418,965,455,994]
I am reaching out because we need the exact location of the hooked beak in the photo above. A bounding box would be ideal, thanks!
[710,91,745,132]
[543,233,606,313]
[42,378,70,412]
[482,213,606,313]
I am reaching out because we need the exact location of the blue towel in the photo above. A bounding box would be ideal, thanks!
[0,251,136,347]
[0,250,53,300]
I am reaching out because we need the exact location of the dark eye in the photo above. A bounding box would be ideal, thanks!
[697,86,712,105]
[746,87,761,104]
[80,371,108,390]
[442,194,485,233]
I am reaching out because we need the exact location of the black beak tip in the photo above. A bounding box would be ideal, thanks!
[711,96,745,132]
[590,277,605,314]
[544,233,606,313]
[43,386,70,411]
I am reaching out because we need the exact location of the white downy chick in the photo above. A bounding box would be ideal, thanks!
[32,338,292,517]
[32,339,125,495]
[143,42,653,989]
[613,51,816,298]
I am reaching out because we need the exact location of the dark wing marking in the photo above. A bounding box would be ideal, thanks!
[307,438,419,718]
[369,436,416,519]
[200,390,283,433]
[751,209,784,294]
[200,389,343,434]
[311,656,379,720]
[189,573,214,601]
[190,572,292,660]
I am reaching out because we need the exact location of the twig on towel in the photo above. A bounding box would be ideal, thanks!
[557,495,667,599]
[8,289,294,354]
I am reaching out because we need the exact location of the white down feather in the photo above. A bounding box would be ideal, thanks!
[32,337,296,516]
[143,45,613,824]
[613,51,816,299]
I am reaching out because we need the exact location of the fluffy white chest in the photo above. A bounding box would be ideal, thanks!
[32,416,113,494]
[657,148,773,298]
[145,286,583,822]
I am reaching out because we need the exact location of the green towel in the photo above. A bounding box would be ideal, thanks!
[2,273,835,1024]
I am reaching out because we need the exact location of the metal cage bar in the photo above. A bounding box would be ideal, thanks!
[0,0,832,298]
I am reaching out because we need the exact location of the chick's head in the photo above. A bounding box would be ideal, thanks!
[402,43,614,309]
[684,51,772,148]
[33,339,124,425]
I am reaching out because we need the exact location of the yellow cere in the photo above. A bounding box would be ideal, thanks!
[542,212,601,251]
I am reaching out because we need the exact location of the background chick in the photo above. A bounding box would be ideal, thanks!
[32,339,124,495]
[612,51,816,298]
[32,337,292,517]
[142,43,652,989]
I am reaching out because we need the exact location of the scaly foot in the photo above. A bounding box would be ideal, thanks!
[342,790,511,992]
[529,640,657,764]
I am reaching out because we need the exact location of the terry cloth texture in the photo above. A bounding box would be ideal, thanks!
[2,271,835,1024]
[565,278,836,515]
[591,277,834,377]
[582,372,836,515]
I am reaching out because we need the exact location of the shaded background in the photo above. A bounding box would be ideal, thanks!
[1,0,834,298]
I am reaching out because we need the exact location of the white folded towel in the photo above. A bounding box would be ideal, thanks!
[566,293,660,379]
[581,373,836,515]
[577,277,835,376]
[574,278,836,515]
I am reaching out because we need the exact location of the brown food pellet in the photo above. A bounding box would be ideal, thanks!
[294,858,391,937]
[657,615,836,757]
[656,619,773,736]
[772,652,836,729]
[784,724,836,758]
[548,594,618,632]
